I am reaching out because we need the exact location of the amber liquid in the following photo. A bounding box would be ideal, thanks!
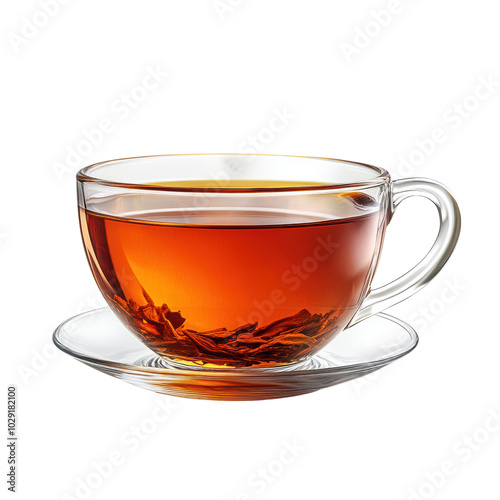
[80,187,381,368]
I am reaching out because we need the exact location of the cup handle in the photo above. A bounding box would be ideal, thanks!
[349,178,461,327]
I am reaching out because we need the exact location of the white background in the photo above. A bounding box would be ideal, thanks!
[2,1,500,499]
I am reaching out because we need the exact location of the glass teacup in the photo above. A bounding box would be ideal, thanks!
[77,154,460,369]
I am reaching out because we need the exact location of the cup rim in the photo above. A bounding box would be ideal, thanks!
[77,153,390,193]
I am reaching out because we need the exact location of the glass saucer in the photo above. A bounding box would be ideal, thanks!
[53,308,418,401]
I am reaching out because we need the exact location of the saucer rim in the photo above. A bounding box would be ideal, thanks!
[53,308,418,378]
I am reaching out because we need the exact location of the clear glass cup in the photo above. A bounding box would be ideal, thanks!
[77,154,460,369]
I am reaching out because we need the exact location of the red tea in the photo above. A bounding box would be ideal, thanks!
[80,191,382,368]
